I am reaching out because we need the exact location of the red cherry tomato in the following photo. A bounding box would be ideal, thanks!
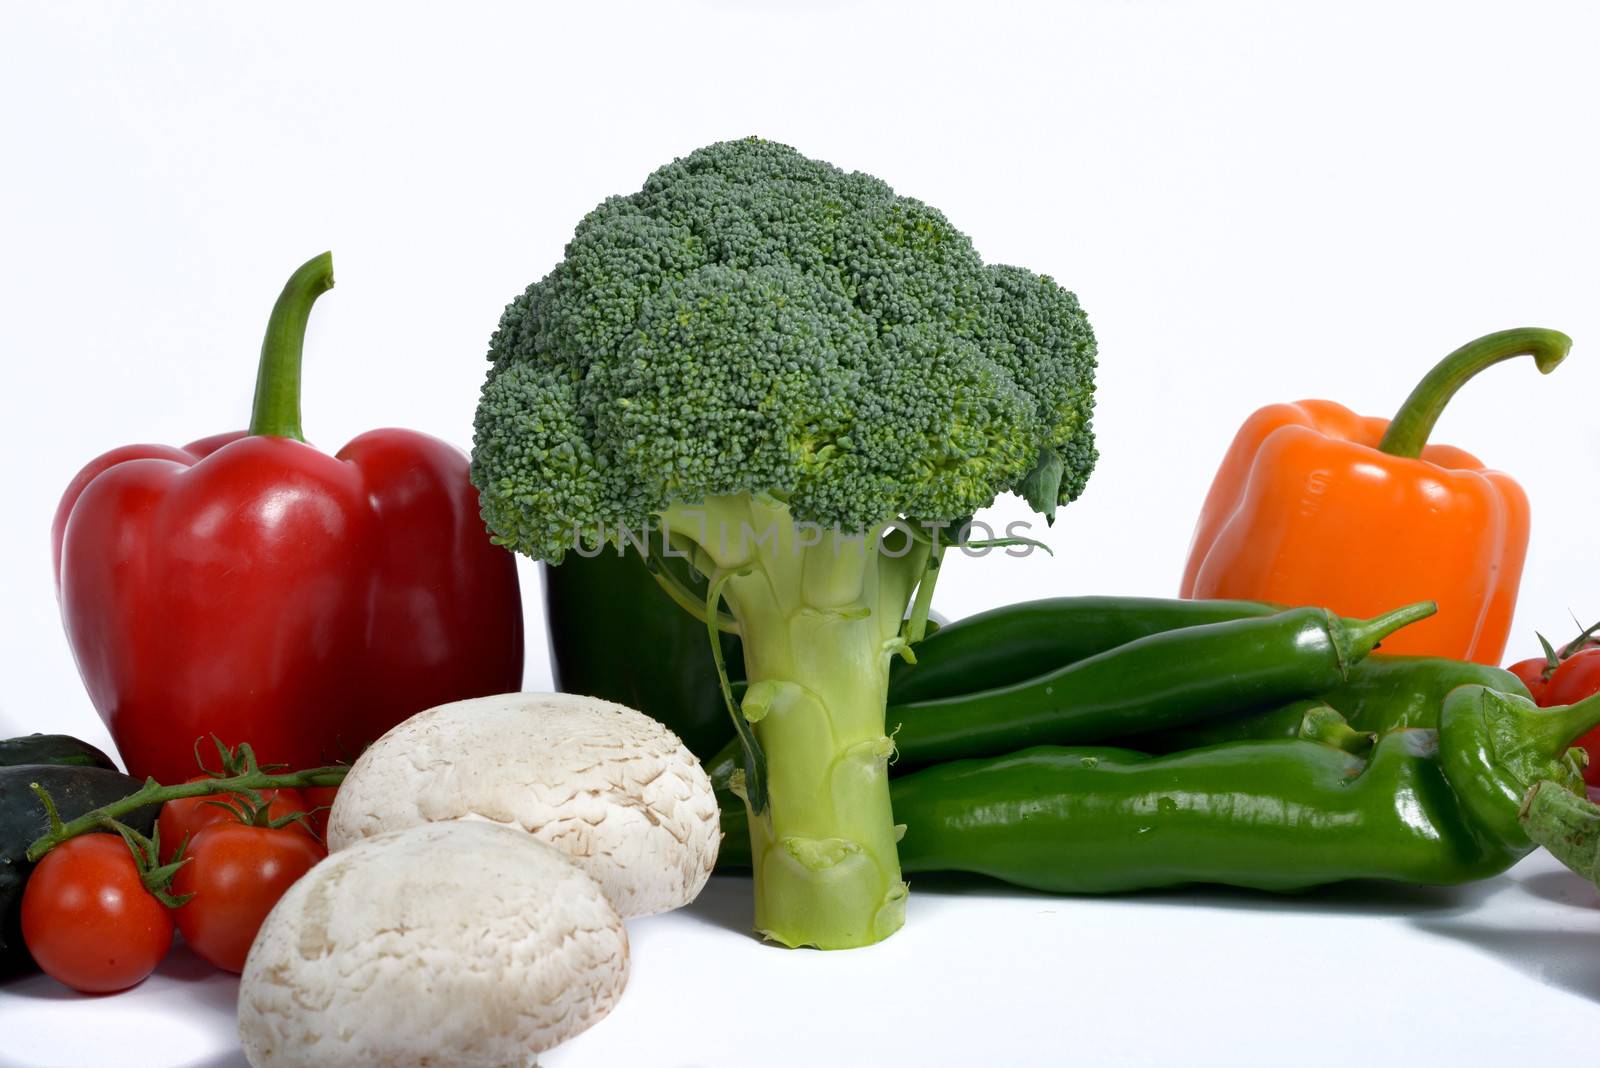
[1507,657,1554,706]
[158,781,314,862]
[1545,648,1600,707]
[21,834,174,993]
[172,823,325,972]
[1541,648,1600,787]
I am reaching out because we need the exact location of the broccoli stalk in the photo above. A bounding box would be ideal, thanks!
[472,137,1097,948]
[663,496,929,947]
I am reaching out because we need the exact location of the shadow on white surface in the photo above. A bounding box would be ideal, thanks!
[677,874,756,939]
[890,869,1507,916]
[681,865,1519,941]
[0,942,245,1068]
[1410,860,1600,1002]
[1516,867,1600,910]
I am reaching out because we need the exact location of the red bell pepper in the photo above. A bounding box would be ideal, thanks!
[52,253,523,783]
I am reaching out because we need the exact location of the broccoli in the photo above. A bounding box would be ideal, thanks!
[472,137,1097,949]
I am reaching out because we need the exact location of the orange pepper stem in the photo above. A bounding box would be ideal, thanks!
[248,252,335,442]
[1378,328,1572,459]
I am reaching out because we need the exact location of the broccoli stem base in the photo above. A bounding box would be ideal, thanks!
[666,497,927,949]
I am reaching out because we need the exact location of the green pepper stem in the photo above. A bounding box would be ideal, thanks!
[1338,601,1437,666]
[1549,688,1600,754]
[1297,705,1376,755]
[1378,328,1572,459]
[247,252,335,441]
[1520,781,1600,885]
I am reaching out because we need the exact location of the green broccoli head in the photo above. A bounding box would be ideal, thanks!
[472,137,1097,562]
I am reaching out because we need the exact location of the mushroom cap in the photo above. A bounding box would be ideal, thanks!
[327,692,721,918]
[237,821,628,1068]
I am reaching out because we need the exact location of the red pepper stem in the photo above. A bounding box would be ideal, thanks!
[247,252,335,441]
[1378,328,1572,459]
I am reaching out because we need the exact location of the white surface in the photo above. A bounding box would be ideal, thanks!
[2,2,1599,1066]
[3,854,1600,1068]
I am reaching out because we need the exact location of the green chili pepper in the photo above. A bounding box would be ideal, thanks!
[888,734,1515,891]
[1139,656,1531,751]
[882,602,1435,767]
[888,596,1278,704]
[719,689,1600,892]
[1436,685,1600,849]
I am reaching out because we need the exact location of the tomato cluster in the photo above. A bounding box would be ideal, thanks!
[1510,642,1600,786]
[21,784,335,993]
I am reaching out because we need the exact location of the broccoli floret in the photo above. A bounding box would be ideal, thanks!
[472,137,1097,949]
[474,137,1095,557]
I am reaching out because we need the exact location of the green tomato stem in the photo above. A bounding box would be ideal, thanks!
[1378,328,1571,459]
[247,251,335,441]
[25,762,348,862]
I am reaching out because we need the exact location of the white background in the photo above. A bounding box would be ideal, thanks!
[2,2,1599,1065]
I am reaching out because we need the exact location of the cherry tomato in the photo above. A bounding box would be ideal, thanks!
[1546,648,1600,707]
[158,781,314,862]
[1540,648,1600,787]
[1508,657,1554,705]
[172,822,325,972]
[21,834,174,993]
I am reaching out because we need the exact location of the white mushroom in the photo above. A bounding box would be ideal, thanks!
[237,821,627,1068]
[327,692,721,918]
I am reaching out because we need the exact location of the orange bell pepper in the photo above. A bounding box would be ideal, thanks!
[1181,328,1572,665]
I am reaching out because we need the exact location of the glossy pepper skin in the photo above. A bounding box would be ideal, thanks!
[1143,655,1531,751]
[545,545,741,760]
[890,733,1520,892]
[886,596,1277,705]
[1182,329,1572,665]
[52,254,523,784]
[880,602,1435,767]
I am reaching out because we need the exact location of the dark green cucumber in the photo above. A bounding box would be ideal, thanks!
[882,603,1434,768]
[889,596,1278,704]
[1,765,159,976]
[0,734,117,771]
[1132,656,1532,751]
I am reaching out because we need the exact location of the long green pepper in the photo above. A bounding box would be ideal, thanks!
[886,596,1279,703]
[1139,655,1532,751]
[882,601,1433,766]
